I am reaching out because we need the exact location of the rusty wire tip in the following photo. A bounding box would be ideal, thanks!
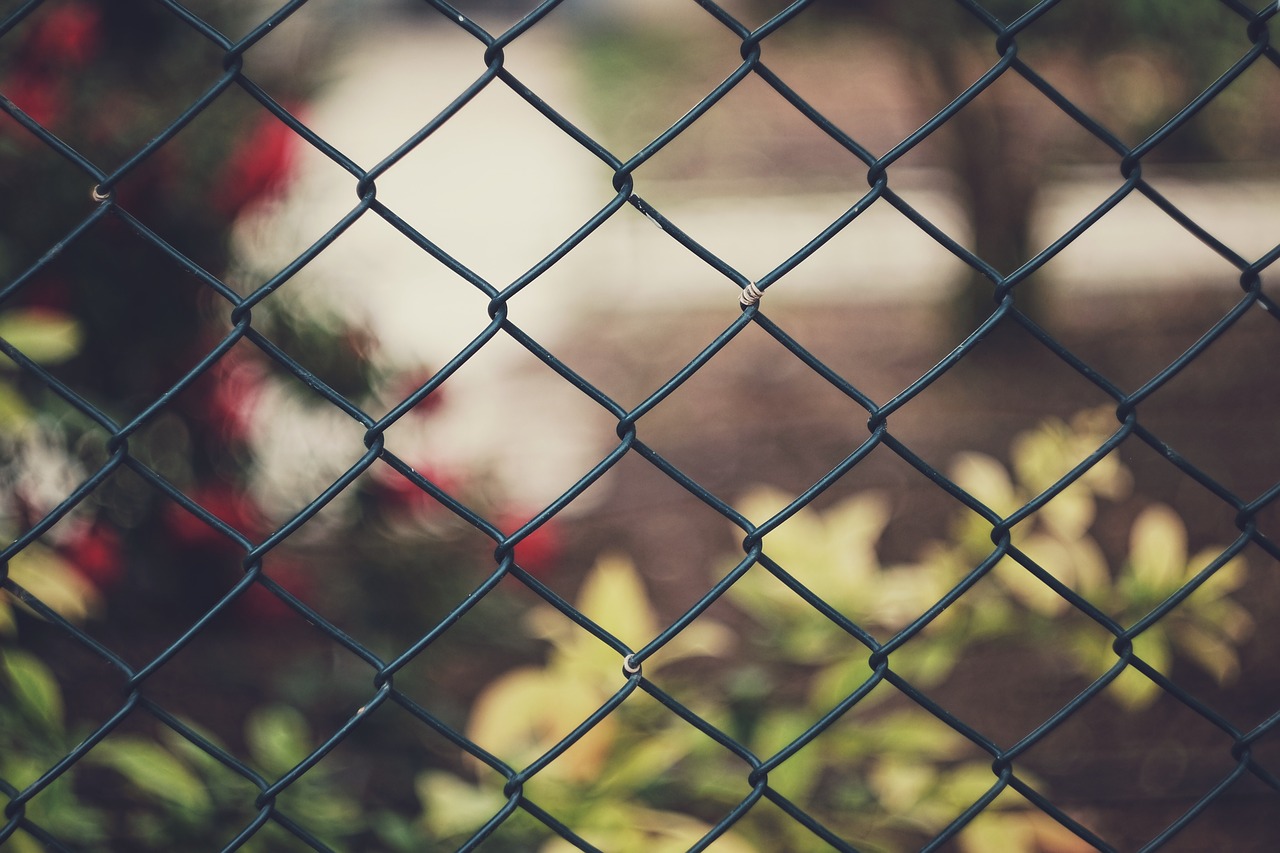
[622,654,641,675]
[739,282,763,308]
[90,184,111,203]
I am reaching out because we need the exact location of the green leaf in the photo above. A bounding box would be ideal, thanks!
[7,544,101,624]
[160,720,229,777]
[0,379,33,429]
[0,309,82,366]
[467,666,615,783]
[868,755,936,814]
[555,553,657,681]
[2,649,64,729]
[599,724,699,793]
[748,710,824,802]
[1108,637,1169,711]
[997,551,1068,616]
[6,832,46,853]
[950,452,1018,517]
[1173,620,1242,684]
[873,711,966,760]
[245,704,312,775]
[89,736,213,815]
[575,553,657,651]
[957,810,1035,853]
[893,637,960,688]
[371,811,425,852]
[1038,487,1096,540]
[1125,505,1188,593]
[940,762,1004,812]
[1189,547,1248,598]
[415,770,506,839]
[0,598,15,636]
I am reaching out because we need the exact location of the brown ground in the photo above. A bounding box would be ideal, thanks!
[558,285,1280,851]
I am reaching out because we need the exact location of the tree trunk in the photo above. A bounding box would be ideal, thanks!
[937,43,1047,340]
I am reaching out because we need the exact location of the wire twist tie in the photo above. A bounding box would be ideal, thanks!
[739,282,763,307]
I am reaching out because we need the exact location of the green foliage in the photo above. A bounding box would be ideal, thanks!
[0,651,111,849]
[1,649,364,853]
[412,408,1252,850]
[3,649,65,729]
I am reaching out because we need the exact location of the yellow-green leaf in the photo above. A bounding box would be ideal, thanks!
[599,725,699,792]
[869,565,944,629]
[810,657,882,713]
[575,554,657,659]
[6,831,45,853]
[1039,486,1096,540]
[874,711,966,760]
[2,649,64,728]
[893,637,961,688]
[1172,620,1242,684]
[654,618,734,666]
[543,804,759,853]
[89,736,212,815]
[1189,548,1248,598]
[0,598,16,636]
[1108,637,1168,710]
[958,810,1036,853]
[246,704,313,775]
[939,762,1003,811]
[952,453,1019,516]
[1016,531,1109,601]
[6,545,101,623]
[0,309,82,366]
[869,755,936,813]
[467,667,615,782]
[415,770,506,839]
[1126,505,1188,592]
[0,379,33,428]
[998,552,1068,616]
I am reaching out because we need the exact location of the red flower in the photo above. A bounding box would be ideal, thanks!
[214,107,302,218]
[369,461,459,517]
[24,2,101,69]
[202,347,266,445]
[2,3,99,136]
[387,370,446,418]
[61,521,124,591]
[501,513,563,580]
[2,70,64,127]
[165,483,267,553]
[234,558,310,624]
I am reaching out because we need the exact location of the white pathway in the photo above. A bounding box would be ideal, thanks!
[237,17,1280,512]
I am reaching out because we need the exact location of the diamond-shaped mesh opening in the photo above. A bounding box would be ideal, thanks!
[368,88,621,289]
[1015,675,1258,849]
[570,11,750,166]
[5,1,1280,850]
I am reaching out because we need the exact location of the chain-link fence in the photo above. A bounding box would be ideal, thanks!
[3,0,1279,850]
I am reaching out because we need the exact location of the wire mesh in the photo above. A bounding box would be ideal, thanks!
[2,0,1279,850]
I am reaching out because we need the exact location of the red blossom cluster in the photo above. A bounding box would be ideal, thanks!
[214,106,303,218]
[501,513,563,581]
[198,344,267,445]
[369,460,461,518]
[1,1,100,130]
[60,520,123,591]
[3,1,572,647]
[163,482,311,623]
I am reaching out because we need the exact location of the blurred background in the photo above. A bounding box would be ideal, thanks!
[2,1,1278,850]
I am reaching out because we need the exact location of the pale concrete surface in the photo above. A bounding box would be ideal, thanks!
[235,16,1279,511]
